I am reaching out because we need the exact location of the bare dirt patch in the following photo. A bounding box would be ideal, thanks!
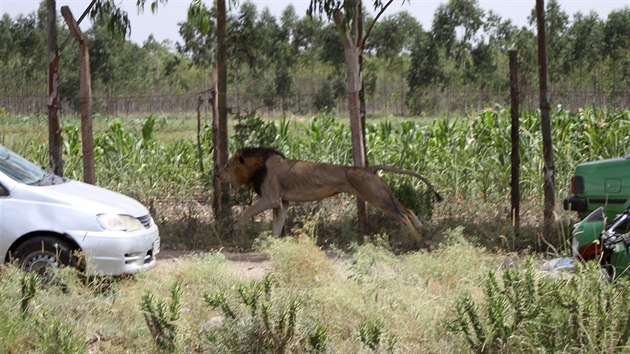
[158,249,272,280]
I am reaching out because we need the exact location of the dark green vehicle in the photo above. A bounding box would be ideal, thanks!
[564,153,630,220]
[565,154,630,278]
[572,207,630,279]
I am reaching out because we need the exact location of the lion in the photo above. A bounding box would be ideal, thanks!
[219,147,442,236]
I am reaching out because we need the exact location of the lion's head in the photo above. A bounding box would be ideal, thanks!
[220,147,285,194]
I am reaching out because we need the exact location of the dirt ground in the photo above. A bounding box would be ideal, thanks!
[158,249,272,279]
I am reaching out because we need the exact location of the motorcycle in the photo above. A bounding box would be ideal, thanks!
[572,207,630,279]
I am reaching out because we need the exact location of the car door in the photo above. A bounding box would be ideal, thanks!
[0,179,10,258]
[0,171,20,258]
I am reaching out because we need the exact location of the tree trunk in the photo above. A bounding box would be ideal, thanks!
[356,3,369,236]
[47,0,63,176]
[536,0,555,240]
[334,9,368,237]
[214,0,231,223]
[61,6,95,185]
[509,50,520,240]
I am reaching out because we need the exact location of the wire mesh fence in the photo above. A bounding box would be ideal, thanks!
[1,88,628,117]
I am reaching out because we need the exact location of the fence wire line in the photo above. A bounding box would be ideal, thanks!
[1,89,628,116]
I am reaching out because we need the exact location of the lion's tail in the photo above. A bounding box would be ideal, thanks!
[367,165,443,202]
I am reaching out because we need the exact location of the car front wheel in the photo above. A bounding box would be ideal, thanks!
[13,236,81,276]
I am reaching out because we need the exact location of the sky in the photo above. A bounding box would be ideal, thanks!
[1,0,628,46]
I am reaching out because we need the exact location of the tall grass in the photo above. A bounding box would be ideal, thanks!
[3,108,627,204]
[449,261,630,352]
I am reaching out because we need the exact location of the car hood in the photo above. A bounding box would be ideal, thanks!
[578,157,626,168]
[11,180,148,217]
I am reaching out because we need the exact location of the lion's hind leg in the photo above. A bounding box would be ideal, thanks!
[379,196,429,235]
[349,171,429,235]
[401,207,430,235]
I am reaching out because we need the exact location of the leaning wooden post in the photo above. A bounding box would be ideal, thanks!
[61,6,95,184]
[509,50,520,240]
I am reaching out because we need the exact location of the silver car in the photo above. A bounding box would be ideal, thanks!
[0,144,160,276]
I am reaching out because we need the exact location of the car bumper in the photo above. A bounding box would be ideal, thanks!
[77,225,160,276]
[564,196,587,212]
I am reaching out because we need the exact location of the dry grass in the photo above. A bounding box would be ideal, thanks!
[251,226,504,353]
[0,227,511,353]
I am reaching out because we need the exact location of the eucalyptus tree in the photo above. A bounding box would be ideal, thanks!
[367,11,421,104]
[227,1,265,110]
[293,12,325,54]
[482,12,520,89]
[430,0,485,85]
[406,31,441,113]
[432,0,484,59]
[565,12,604,88]
[603,8,630,91]
[528,0,569,83]
[308,0,399,235]
[256,8,282,109]
[177,4,215,68]
[273,6,302,113]
[183,0,232,221]
[366,11,421,59]
[0,12,46,94]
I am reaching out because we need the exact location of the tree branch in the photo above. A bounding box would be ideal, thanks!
[360,0,394,49]
[333,9,352,48]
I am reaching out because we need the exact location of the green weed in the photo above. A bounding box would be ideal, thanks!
[141,282,182,352]
[203,274,312,353]
[448,261,630,352]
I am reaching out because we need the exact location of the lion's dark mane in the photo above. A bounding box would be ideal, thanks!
[238,147,285,195]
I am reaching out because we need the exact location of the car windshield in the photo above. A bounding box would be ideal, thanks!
[0,145,47,185]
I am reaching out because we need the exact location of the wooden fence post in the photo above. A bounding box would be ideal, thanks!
[536,0,556,241]
[196,96,205,174]
[61,5,95,184]
[47,0,63,176]
[509,50,520,241]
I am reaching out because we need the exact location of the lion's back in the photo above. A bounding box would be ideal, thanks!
[269,159,355,201]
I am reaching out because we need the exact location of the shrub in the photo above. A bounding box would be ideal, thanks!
[448,261,630,352]
[203,274,322,353]
[141,282,182,352]
[37,320,85,354]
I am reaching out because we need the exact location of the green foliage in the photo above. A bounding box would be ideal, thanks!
[390,179,435,221]
[141,282,182,352]
[3,2,629,116]
[203,274,325,353]
[358,319,397,352]
[20,272,38,315]
[313,80,337,113]
[232,112,278,150]
[307,324,329,353]
[37,320,86,354]
[449,261,630,352]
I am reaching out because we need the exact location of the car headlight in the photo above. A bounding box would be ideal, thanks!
[97,214,143,232]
